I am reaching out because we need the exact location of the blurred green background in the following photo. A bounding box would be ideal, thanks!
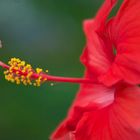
[0,0,119,139]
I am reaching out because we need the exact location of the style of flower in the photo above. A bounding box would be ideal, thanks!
[0,0,140,139]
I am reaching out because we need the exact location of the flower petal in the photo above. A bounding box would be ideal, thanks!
[75,85,140,140]
[100,0,140,86]
[81,0,117,76]
[92,0,117,31]
[81,28,113,75]
[51,71,115,140]
[50,120,75,140]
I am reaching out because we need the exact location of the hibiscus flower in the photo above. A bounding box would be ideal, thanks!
[50,0,140,139]
[0,0,140,139]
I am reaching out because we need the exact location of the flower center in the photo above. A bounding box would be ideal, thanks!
[113,45,117,55]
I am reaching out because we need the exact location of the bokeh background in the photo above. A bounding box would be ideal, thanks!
[0,0,121,139]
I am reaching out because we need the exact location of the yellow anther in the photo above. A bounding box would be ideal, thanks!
[36,68,42,74]
[22,69,26,73]
[4,57,48,87]
[16,71,19,74]
[21,75,25,79]
[27,72,33,78]
[4,70,9,75]
[21,61,25,66]
[13,67,18,70]
[11,79,15,83]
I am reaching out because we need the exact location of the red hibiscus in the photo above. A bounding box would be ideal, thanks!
[51,0,140,139]
[0,0,140,139]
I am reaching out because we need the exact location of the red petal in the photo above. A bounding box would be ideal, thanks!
[81,0,117,76]
[92,0,117,31]
[75,85,140,140]
[51,71,115,140]
[50,120,75,140]
[81,28,113,75]
[100,0,140,86]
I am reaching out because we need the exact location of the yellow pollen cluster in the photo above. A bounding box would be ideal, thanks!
[4,58,47,86]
